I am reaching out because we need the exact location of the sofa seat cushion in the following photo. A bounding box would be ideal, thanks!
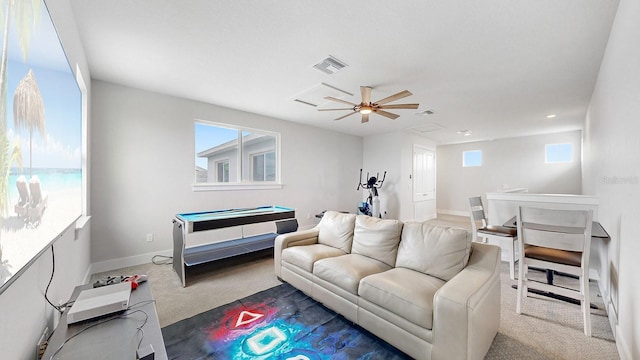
[359,267,445,330]
[281,244,346,272]
[396,221,472,281]
[313,254,392,294]
[352,215,403,267]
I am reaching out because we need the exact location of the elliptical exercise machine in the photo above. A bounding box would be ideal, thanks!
[357,169,386,218]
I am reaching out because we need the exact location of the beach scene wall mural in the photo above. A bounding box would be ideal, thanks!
[0,0,82,289]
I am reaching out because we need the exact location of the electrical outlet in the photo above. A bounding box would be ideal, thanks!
[146,233,154,242]
[36,326,49,360]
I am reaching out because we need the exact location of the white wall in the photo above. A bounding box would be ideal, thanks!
[363,131,437,221]
[583,0,639,358]
[436,130,583,215]
[89,81,363,268]
[0,1,92,359]
[362,132,402,218]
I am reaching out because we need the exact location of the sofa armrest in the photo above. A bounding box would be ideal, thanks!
[274,228,320,277]
[432,242,501,360]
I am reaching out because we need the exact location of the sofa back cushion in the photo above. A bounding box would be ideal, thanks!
[352,215,403,267]
[317,211,356,253]
[396,221,472,281]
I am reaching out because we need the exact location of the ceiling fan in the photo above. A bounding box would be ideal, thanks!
[319,86,419,123]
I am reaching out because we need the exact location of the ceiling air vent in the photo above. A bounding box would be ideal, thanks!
[293,83,353,107]
[410,123,444,134]
[313,55,348,75]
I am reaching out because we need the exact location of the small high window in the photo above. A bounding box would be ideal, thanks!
[463,150,482,167]
[545,143,572,163]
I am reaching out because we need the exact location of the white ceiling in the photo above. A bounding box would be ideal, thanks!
[68,0,619,144]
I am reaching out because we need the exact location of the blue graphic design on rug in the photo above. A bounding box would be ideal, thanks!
[161,283,410,359]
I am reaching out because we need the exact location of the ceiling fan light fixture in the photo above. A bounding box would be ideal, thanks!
[359,106,373,114]
[320,86,419,123]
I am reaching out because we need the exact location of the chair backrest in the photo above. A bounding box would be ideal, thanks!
[468,196,488,232]
[516,206,593,262]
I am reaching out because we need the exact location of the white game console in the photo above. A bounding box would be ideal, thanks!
[67,282,131,324]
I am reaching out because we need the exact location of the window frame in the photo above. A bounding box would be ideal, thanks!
[193,120,282,191]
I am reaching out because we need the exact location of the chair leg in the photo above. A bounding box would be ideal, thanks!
[477,234,488,244]
[516,261,525,314]
[581,274,592,336]
[506,237,516,280]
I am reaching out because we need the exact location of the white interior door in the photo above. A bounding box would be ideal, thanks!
[413,146,435,201]
[413,145,436,219]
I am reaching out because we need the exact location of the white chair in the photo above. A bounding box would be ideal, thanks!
[515,206,593,336]
[468,196,518,280]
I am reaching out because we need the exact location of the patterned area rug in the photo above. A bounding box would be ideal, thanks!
[161,283,410,359]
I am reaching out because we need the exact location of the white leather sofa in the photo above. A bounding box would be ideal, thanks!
[274,211,501,360]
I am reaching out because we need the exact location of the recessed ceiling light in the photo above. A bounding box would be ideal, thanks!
[457,130,471,136]
[546,114,557,119]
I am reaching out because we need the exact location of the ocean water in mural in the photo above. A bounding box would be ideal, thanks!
[162,284,410,359]
[0,0,83,288]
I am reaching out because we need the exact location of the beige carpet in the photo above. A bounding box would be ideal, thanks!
[93,216,619,360]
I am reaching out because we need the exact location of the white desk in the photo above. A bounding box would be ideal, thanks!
[486,192,606,280]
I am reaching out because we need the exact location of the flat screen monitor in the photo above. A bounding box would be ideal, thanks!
[0,0,83,293]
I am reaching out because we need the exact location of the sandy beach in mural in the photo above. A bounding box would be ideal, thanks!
[0,187,81,281]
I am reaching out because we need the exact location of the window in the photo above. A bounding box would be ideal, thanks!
[545,143,572,163]
[194,121,280,189]
[463,150,482,167]
[251,152,275,181]
[216,160,229,182]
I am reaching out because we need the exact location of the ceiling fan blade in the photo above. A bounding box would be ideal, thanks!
[334,111,358,121]
[374,109,400,120]
[361,86,372,105]
[378,103,420,110]
[324,96,358,106]
[318,108,355,111]
[374,90,412,106]
[361,113,370,123]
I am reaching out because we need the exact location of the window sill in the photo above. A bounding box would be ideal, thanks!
[192,183,283,191]
[76,215,91,229]
[75,215,91,240]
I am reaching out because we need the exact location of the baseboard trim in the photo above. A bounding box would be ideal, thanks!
[596,276,618,337]
[616,324,632,360]
[87,248,173,276]
[594,267,628,360]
